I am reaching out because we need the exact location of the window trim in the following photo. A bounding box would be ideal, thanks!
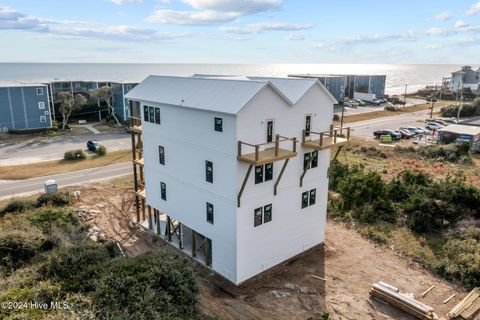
[264,163,273,182]
[254,207,263,227]
[305,114,312,137]
[154,107,160,124]
[266,119,275,143]
[301,191,309,209]
[255,165,264,184]
[311,151,318,168]
[143,106,149,122]
[206,202,214,224]
[148,106,155,123]
[36,88,44,95]
[39,115,47,123]
[38,101,45,109]
[160,182,167,201]
[309,189,316,206]
[205,160,213,183]
[158,146,165,165]
[214,117,223,132]
[263,204,272,223]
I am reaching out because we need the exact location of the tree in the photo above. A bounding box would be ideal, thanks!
[57,92,87,130]
[90,86,121,127]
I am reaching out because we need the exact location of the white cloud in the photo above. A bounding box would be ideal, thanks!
[182,0,281,14]
[0,6,49,31]
[109,0,143,4]
[433,12,452,21]
[466,1,480,16]
[454,20,469,29]
[285,33,305,41]
[220,21,313,34]
[147,9,238,25]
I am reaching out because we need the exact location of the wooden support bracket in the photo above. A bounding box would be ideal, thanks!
[274,159,290,196]
[237,164,253,207]
[328,145,344,176]
[300,155,315,188]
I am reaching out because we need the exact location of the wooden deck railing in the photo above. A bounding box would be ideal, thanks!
[302,126,351,148]
[237,134,297,161]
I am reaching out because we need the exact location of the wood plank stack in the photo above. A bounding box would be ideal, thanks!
[369,282,439,320]
[447,287,480,319]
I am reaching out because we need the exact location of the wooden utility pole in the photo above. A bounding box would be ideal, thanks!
[340,103,345,135]
[456,86,464,123]
[404,83,408,104]
[430,84,437,119]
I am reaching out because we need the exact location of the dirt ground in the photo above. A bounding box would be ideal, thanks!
[72,183,470,320]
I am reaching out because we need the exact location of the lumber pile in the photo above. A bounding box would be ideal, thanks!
[447,287,480,320]
[369,282,438,320]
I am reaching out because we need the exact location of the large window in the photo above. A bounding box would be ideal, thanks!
[144,106,161,125]
[149,106,155,123]
[255,165,263,184]
[311,151,318,168]
[255,163,273,184]
[154,108,160,124]
[304,152,318,169]
[205,160,213,183]
[160,182,167,201]
[265,163,273,181]
[144,106,149,122]
[305,115,311,136]
[159,146,165,165]
[302,188,317,209]
[214,117,223,132]
[206,202,214,224]
[254,204,272,227]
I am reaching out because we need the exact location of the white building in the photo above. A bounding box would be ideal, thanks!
[448,66,479,92]
[125,75,349,285]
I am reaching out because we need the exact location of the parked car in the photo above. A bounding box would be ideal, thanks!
[414,127,430,134]
[372,98,383,105]
[354,99,366,106]
[87,140,103,152]
[432,120,449,126]
[398,128,415,139]
[400,127,422,135]
[374,129,401,140]
[344,100,358,108]
[425,122,444,130]
[440,118,457,125]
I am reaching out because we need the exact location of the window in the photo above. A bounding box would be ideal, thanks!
[266,120,274,143]
[144,106,149,122]
[38,101,45,109]
[263,204,272,223]
[304,153,311,170]
[205,161,213,183]
[40,116,47,123]
[265,163,273,181]
[159,146,165,165]
[126,85,132,91]
[254,207,263,227]
[304,152,318,169]
[301,191,309,209]
[36,88,44,95]
[305,115,311,137]
[301,188,317,209]
[160,182,167,201]
[154,108,160,124]
[255,165,263,184]
[149,106,155,123]
[206,202,214,224]
[309,189,316,206]
[311,151,318,168]
[214,117,223,132]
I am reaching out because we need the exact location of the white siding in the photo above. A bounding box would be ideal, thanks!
[235,85,333,283]
[142,102,238,282]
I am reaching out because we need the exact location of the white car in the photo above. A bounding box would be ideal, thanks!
[425,122,444,130]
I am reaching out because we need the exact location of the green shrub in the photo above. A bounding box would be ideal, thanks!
[0,228,46,271]
[0,199,34,217]
[28,208,79,237]
[403,195,457,233]
[39,242,120,293]
[428,176,480,216]
[96,145,107,156]
[92,251,198,320]
[63,149,86,161]
[440,104,478,118]
[418,142,470,162]
[36,192,72,207]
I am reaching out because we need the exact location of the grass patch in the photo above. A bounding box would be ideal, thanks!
[92,123,125,133]
[0,127,90,144]
[0,150,131,180]
[339,102,447,124]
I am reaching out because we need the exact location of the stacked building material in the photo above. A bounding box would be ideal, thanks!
[369,282,438,320]
[447,288,480,319]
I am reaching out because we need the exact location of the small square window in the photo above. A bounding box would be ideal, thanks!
[254,207,263,227]
[160,182,167,201]
[154,108,160,124]
[40,116,47,123]
[265,163,273,181]
[205,160,213,183]
[311,151,318,168]
[214,117,223,132]
[264,204,272,223]
[38,101,45,109]
[206,202,214,224]
[309,189,316,206]
[159,146,165,165]
[36,88,44,95]
[255,165,264,184]
[301,191,309,209]
[143,106,149,122]
[149,106,155,123]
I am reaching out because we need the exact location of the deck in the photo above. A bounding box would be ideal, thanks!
[237,134,297,166]
[301,127,351,150]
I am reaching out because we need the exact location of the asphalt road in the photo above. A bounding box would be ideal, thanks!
[0,162,132,200]
[0,132,131,166]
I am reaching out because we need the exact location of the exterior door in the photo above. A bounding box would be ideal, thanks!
[266,120,274,143]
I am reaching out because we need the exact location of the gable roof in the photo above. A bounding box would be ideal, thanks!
[125,75,292,115]
[247,76,338,104]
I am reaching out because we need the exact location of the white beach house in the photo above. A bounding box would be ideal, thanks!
[125,75,349,285]
[449,66,479,92]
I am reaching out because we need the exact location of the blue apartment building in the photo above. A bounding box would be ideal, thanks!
[0,83,52,132]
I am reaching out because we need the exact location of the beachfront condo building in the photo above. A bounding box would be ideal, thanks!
[448,66,480,92]
[0,83,52,132]
[125,75,350,285]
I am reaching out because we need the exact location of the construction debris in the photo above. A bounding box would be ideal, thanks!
[443,294,456,304]
[447,288,480,320]
[422,285,435,298]
[369,282,438,320]
[311,275,326,281]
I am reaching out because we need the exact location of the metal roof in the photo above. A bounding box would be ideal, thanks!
[0,82,48,88]
[439,124,480,136]
[248,76,338,104]
[125,75,280,115]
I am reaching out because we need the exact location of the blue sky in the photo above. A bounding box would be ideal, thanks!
[0,0,479,63]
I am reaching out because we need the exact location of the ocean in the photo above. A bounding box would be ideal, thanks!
[0,63,467,95]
